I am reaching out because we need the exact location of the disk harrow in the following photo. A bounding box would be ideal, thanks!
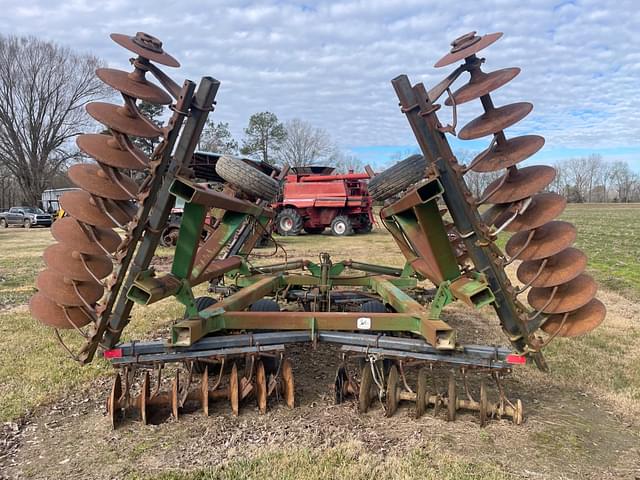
[29,30,605,429]
[107,353,295,428]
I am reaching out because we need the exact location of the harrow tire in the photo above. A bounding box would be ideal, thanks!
[185,297,217,374]
[358,363,374,413]
[216,155,279,201]
[368,154,427,201]
[385,364,399,417]
[276,208,303,236]
[330,215,353,236]
[416,368,429,418]
[250,298,280,312]
[360,300,386,313]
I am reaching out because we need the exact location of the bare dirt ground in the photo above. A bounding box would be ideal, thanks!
[2,293,639,480]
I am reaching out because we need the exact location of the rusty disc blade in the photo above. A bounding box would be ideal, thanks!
[60,191,135,228]
[44,243,113,281]
[36,269,103,306]
[459,102,533,140]
[96,68,172,105]
[517,247,587,288]
[541,298,606,337]
[68,163,138,201]
[446,67,520,106]
[76,134,149,171]
[498,193,567,232]
[505,220,577,261]
[434,32,503,68]
[51,217,120,255]
[29,293,94,329]
[470,135,545,173]
[482,165,556,204]
[110,32,180,68]
[528,273,597,314]
[86,102,161,139]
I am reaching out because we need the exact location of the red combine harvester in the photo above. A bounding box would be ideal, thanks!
[272,166,374,236]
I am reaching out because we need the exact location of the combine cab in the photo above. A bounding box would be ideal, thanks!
[29,30,606,429]
[273,166,373,236]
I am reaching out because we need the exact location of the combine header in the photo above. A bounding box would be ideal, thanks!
[29,31,605,428]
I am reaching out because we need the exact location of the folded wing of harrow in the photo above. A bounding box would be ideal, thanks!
[30,31,604,428]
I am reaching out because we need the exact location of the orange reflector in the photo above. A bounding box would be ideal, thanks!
[506,354,526,365]
[104,348,123,359]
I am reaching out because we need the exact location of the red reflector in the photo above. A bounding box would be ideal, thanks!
[506,354,526,365]
[104,348,123,359]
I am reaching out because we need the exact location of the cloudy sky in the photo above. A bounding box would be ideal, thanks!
[1,0,638,169]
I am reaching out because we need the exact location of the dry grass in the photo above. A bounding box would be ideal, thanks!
[126,442,512,480]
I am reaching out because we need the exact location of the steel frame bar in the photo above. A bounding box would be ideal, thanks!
[391,74,546,370]
[80,77,219,363]
[111,330,515,369]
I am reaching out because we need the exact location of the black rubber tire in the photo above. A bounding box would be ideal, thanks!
[354,216,372,234]
[275,208,303,236]
[185,297,217,374]
[368,154,427,201]
[330,215,353,236]
[0,219,6,228]
[249,299,280,372]
[215,155,279,201]
[249,298,280,312]
[24,219,31,229]
[360,300,386,313]
[303,226,324,235]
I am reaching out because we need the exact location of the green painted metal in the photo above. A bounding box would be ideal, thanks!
[172,201,207,280]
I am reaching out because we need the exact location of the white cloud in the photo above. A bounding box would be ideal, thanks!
[0,0,637,159]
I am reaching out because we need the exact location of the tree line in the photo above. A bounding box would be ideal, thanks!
[0,34,637,207]
[465,152,639,203]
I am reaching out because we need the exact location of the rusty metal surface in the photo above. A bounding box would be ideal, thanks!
[86,102,161,138]
[51,217,121,254]
[96,68,172,105]
[481,165,556,204]
[76,134,149,170]
[541,298,606,337]
[528,273,598,314]
[458,102,533,140]
[517,247,587,288]
[68,164,138,200]
[497,192,567,232]
[43,243,113,281]
[110,32,180,68]
[434,31,503,68]
[470,135,545,173]
[59,191,135,228]
[29,293,93,329]
[36,269,103,306]
[505,220,577,261]
[446,67,520,106]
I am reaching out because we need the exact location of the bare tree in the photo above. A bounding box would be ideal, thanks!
[611,161,637,203]
[331,152,363,173]
[0,35,107,205]
[198,120,238,155]
[278,118,334,168]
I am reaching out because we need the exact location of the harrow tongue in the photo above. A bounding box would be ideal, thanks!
[29,29,606,429]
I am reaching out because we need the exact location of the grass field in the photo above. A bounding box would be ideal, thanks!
[0,203,639,479]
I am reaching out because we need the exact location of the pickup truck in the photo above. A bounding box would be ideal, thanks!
[0,207,53,228]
